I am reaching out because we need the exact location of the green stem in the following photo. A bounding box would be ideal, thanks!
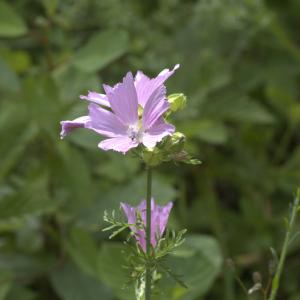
[268,190,300,300]
[145,167,152,300]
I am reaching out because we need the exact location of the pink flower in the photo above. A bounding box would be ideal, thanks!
[121,199,173,252]
[60,65,179,153]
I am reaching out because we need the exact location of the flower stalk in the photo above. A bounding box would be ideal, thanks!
[268,189,300,300]
[145,167,152,300]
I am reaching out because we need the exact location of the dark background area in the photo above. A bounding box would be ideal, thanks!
[0,0,300,299]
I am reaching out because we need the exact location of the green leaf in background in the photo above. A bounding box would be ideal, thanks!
[5,285,37,300]
[270,17,300,62]
[224,97,275,124]
[68,128,102,150]
[203,96,275,124]
[96,154,140,182]
[0,270,12,300]
[66,227,99,278]
[0,59,20,92]
[50,262,113,300]
[0,253,54,279]
[0,48,32,73]
[97,237,222,300]
[77,174,176,229]
[53,65,100,103]
[279,148,300,191]
[0,124,38,182]
[0,2,28,37]
[16,218,44,253]
[180,119,228,145]
[42,0,59,17]
[265,74,299,123]
[66,234,134,300]
[22,75,62,138]
[73,30,129,72]
[167,235,222,300]
[55,143,94,214]
[97,243,135,300]
[116,174,176,206]
[0,174,58,231]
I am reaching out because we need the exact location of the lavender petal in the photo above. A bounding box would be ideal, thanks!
[87,103,128,137]
[107,72,138,125]
[98,136,138,153]
[142,85,169,130]
[142,117,175,148]
[80,91,110,107]
[135,64,180,107]
[60,116,90,139]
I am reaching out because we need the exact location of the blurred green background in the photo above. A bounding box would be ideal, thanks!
[1,0,300,299]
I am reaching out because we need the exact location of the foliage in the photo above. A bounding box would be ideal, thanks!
[0,0,300,299]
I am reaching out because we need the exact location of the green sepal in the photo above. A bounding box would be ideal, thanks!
[173,151,202,165]
[160,132,186,153]
[142,147,165,167]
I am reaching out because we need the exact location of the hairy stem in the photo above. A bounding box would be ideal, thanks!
[268,189,300,300]
[145,167,152,300]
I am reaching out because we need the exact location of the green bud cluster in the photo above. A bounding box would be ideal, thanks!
[142,132,200,167]
[132,93,201,167]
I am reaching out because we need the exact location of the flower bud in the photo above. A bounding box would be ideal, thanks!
[167,93,187,113]
[162,132,186,154]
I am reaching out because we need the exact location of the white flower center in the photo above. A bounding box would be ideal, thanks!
[127,124,143,143]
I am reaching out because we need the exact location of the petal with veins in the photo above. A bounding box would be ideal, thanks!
[142,117,175,148]
[121,199,173,251]
[87,103,128,137]
[60,116,90,139]
[107,72,138,125]
[135,64,180,107]
[98,136,138,153]
[142,85,169,130]
[80,91,110,107]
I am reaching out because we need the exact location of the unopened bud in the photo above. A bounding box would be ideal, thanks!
[169,132,186,152]
[158,132,186,155]
[167,93,187,113]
